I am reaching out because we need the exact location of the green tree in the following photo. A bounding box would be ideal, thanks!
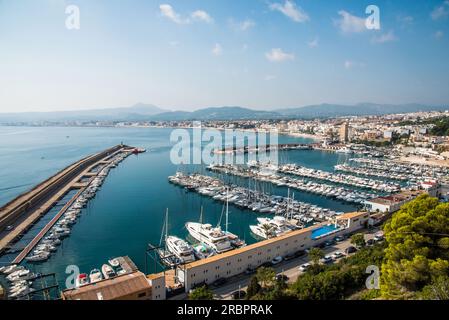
[256,267,276,289]
[188,285,214,300]
[351,233,366,248]
[246,275,261,299]
[381,194,449,298]
[308,247,324,265]
[419,276,449,300]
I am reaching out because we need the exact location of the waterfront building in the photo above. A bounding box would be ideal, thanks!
[365,190,423,213]
[176,211,369,292]
[61,270,166,300]
[339,122,349,143]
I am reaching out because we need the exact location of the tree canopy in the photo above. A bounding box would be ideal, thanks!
[381,194,449,298]
[188,285,214,300]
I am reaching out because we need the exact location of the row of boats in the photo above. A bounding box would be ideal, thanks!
[169,172,341,224]
[74,258,128,288]
[0,265,37,299]
[272,163,401,193]
[25,152,130,263]
[207,164,377,204]
[348,157,449,183]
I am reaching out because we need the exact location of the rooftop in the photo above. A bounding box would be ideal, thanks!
[62,271,151,300]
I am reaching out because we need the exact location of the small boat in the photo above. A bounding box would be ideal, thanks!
[0,264,20,274]
[89,269,103,283]
[75,273,89,288]
[25,251,50,263]
[101,264,116,279]
[108,258,120,268]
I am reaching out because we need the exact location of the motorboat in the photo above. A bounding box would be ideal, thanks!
[108,258,120,268]
[101,264,116,279]
[89,269,103,283]
[75,273,89,288]
[166,236,195,264]
[186,222,233,253]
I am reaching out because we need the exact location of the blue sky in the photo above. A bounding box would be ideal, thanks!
[0,0,448,112]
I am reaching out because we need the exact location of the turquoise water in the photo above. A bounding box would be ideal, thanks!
[311,224,340,239]
[0,126,355,288]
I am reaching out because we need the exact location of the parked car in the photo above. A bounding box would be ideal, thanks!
[299,263,311,272]
[245,267,256,275]
[324,239,336,247]
[232,290,246,300]
[275,274,289,282]
[271,256,283,265]
[294,250,306,258]
[366,238,375,246]
[334,235,345,242]
[284,253,296,261]
[345,246,357,254]
[331,251,345,260]
[212,278,227,287]
[5,225,14,231]
[320,255,333,264]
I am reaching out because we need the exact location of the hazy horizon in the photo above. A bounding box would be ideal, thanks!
[1,0,449,113]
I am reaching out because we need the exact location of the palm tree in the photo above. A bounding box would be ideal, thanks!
[308,247,324,265]
[261,224,274,239]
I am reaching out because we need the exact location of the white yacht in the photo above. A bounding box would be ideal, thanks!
[185,222,233,253]
[166,236,195,263]
[89,269,103,283]
[250,216,295,239]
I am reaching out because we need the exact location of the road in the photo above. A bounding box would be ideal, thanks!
[211,228,380,300]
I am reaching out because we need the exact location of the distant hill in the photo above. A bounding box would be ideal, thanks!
[0,103,167,123]
[277,103,448,119]
[0,103,447,123]
[149,106,279,121]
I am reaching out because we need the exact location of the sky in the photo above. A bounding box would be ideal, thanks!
[0,0,448,113]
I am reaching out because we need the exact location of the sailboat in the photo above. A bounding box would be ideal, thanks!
[157,209,182,268]
[222,188,246,248]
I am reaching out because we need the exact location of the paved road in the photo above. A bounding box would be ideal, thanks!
[211,228,380,300]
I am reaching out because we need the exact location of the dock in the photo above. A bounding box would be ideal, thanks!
[214,143,314,154]
[0,144,135,262]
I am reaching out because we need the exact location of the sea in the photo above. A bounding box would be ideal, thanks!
[0,126,356,289]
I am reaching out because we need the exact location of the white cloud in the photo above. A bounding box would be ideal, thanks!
[160,4,213,24]
[229,18,256,31]
[371,30,398,44]
[265,48,295,62]
[344,60,365,69]
[159,4,186,24]
[334,10,366,33]
[212,43,223,56]
[308,37,319,48]
[434,30,444,39]
[191,10,213,23]
[431,1,449,20]
[269,0,309,23]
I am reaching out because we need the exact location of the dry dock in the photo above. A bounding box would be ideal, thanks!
[0,145,135,262]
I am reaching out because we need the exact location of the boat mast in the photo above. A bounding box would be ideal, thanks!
[225,187,229,234]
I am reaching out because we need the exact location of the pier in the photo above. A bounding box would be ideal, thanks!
[214,143,314,154]
[0,144,135,262]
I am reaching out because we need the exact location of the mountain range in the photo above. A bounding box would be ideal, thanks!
[0,103,447,123]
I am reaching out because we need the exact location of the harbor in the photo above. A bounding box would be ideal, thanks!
[0,126,445,300]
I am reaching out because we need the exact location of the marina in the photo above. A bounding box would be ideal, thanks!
[206,163,378,204]
[168,172,341,227]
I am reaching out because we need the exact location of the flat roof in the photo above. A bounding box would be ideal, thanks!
[183,212,367,269]
[62,271,150,300]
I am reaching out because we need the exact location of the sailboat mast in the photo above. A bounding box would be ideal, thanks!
[225,187,229,234]
[165,208,168,242]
